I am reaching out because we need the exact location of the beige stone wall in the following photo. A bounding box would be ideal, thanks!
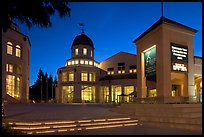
[2,24,30,103]
[99,52,137,73]
[135,19,198,103]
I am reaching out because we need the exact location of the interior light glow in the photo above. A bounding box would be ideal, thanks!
[107,117,131,121]
[36,130,55,134]
[53,124,77,128]
[78,120,92,123]
[12,126,50,130]
[44,121,75,125]
[85,124,123,130]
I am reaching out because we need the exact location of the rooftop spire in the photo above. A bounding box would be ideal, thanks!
[79,23,85,34]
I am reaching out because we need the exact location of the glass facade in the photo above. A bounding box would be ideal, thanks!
[62,86,74,103]
[100,86,109,103]
[111,85,122,103]
[6,75,15,97]
[81,86,95,103]
[124,86,134,102]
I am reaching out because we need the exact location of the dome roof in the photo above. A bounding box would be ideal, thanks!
[72,33,94,48]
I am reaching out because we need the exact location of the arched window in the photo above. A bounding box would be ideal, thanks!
[75,48,79,55]
[83,48,87,55]
[7,42,13,55]
[16,45,21,57]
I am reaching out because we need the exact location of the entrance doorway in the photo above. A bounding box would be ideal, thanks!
[171,85,181,97]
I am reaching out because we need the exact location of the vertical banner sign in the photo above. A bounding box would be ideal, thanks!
[171,43,188,73]
[144,47,156,81]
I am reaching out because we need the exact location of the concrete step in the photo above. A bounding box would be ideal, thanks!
[7,117,140,135]
[141,121,202,131]
[133,111,202,118]
[138,116,202,125]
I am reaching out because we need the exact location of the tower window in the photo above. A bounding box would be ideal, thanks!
[7,42,13,55]
[75,48,79,55]
[91,50,93,57]
[6,64,13,73]
[16,45,21,57]
[83,48,87,55]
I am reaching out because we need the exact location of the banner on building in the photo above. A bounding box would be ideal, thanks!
[144,47,156,81]
[171,43,188,73]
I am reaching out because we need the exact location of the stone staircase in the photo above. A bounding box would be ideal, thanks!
[112,104,202,131]
[5,117,140,135]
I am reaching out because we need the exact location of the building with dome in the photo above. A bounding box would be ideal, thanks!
[56,18,202,104]
[56,29,156,104]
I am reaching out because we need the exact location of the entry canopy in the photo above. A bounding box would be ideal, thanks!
[129,91,137,97]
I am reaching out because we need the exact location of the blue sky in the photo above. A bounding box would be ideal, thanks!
[16,2,202,86]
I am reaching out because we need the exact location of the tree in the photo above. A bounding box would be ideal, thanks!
[29,68,57,103]
[1,0,71,31]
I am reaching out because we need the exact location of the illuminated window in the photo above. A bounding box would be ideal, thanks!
[75,48,79,55]
[124,86,134,102]
[107,68,114,75]
[72,60,75,65]
[89,72,96,82]
[83,48,87,55]
[111,85,122,103]
[7,42,13,55]
[129,65,137,73]
[6,75,15,97]
[100,86,109,103]
[69,71,74,81]
[62,72,67,82]
[81,86,95,103]
[68,61,71,65]
[63,86,74,103]
[75,60,79,65]
[89,61,93,65]
[85,60,88,65]
[118,63,125,74]
[6,64,13,73]
[16,45,21,57]
[91,50,93,57]
[81,72,88,81]
[80,60,84,64]
[15,77,20,98]
[149,89,157,97]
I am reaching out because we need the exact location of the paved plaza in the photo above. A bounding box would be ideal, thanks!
[3,103,202,135]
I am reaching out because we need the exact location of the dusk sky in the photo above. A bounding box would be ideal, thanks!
[15,2,202,86]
